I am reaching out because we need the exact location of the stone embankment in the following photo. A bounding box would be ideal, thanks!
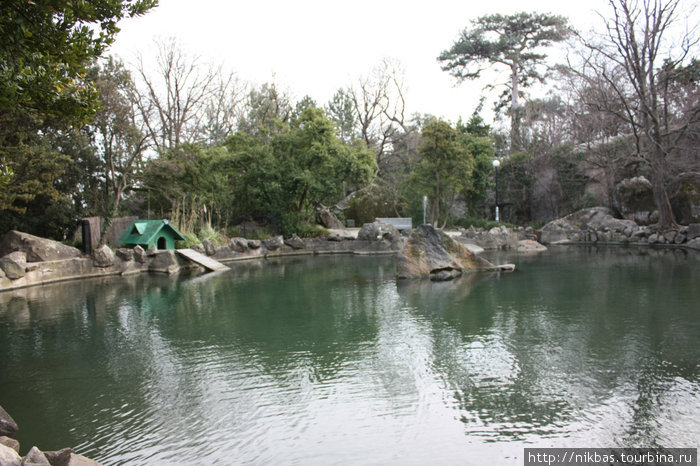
[3,209,695,292]
[453,225,547,253]
[539,207,700,249]
[0,221,404,292]
[0,405,101,465]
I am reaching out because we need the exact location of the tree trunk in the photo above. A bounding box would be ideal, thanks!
[650,155,677,229]
[509,63,521,153]
[433,169,440,227]
[98,195,121,248]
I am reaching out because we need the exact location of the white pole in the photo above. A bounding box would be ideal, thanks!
[492,159,501,222]
[423,195,427,225]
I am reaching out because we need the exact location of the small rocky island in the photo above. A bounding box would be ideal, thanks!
[396,224,515,280]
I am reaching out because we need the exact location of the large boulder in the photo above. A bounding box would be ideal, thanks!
[201,239,217,257]
[358,220,402,250]
[0,252,27,280]
[149,251,181,274]
[21,446,50,465]
[228,237,248,252]
[91,245,115,268]
[540,207,637,244]
[64,453,103,466]
[613,177,656,225]
[212,246,236,261]
[458,225,521,250]
[0,231,81,262]
[0,436,19,453]
[669,172,700,225]
[539,218,583,245]
[316,206,345,229]
[396,225,500,280]
[0,443,20,466]
[115,248,134,262]
[133,245,147,264]
[284,234,305,250]
[688,223,700,240]
[43,448,73,466]
[0,405,18,437]
[517,239,548,253]
[263,236,284,251]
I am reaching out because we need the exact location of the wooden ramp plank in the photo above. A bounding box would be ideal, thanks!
[177,249,229,272]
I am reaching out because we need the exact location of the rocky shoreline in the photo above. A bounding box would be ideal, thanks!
[0,405,101,466]
[0,221,405,292]
[1,210,697,293]
[538,207,700,249]
[451,207,699,251]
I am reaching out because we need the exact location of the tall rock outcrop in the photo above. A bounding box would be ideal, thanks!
[397,225,512,280]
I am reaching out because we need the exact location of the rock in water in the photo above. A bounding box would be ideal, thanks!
[21,446,50,465]
[357,220,403,250]
[397,225,504,280]
[0,405,18,437]
[0,443,21,466]
[42,448,73,466]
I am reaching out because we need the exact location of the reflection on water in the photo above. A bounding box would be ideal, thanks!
[0,249,698,465]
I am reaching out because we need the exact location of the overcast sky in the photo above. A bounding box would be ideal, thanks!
[111,0,612,125]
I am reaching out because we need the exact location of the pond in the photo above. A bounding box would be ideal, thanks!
[0,247,698,465]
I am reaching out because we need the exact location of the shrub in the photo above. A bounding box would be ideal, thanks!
[199,223,224,245]
[298,223,329,238]
[176,232,200,249]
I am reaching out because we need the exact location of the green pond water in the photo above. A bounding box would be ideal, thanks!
[0,247,698,465]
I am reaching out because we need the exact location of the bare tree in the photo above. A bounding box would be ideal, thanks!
[132,39,220,153]
[90,58,150,246]
[573,0,699,227]
[347,59,409,169]
[201,73,247,146]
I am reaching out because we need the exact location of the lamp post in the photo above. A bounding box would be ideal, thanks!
[492,159,500,222]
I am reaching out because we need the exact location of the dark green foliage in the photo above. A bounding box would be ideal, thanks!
[438,11,571,87]
[141,143,237,233]
[141,106,376,238]
[403,119,474,227]
[224,106,376,236]
[0,0,157,124]
[237,83,293,137]
[0,0,157,239]
[551,146,596,212]
[439,12,571,151]
[326,88,356,143]
[494,152,534,223]
[0,110,76,237]
[345,189,401,226]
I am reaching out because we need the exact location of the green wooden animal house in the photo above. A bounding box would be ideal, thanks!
[117,219,186,251]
